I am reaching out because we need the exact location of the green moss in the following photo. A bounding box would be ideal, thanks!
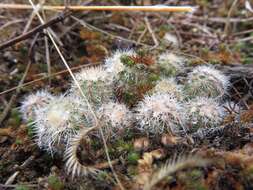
[96,171,109,181]
[19,46,28,57]
[15,139,23,145]
[127,165,138,176]
[148,73,160,82]
[189,169,203,180]
[116,139,133,152]
[48,175,64,190]
[178,169,206,190]
[8,108,21,127]
[122,92,136,106]
[91,138,101,150]
[15,185,30,190]
[120,55,135,67]
[127,152,140,165]
[244,164,253,179]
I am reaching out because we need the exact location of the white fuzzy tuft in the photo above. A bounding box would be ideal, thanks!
[75,65,109,83]
[151,78,183,100]
[185,65,230,98]
[98,102,133,137]
[34,95,93,154]
[104,49,136,77]
[163,33,179,47]
[186,97,225,127]
[20,90,54,121]
[135,93,186,134]
[192,65,229,90]
[158,53,185,76]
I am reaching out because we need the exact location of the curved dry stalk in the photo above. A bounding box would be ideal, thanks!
[64,126,100,178]
[143,154,210,190]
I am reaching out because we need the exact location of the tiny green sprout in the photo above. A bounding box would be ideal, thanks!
[48,175,64,190]
[127,152,140,165]
[120,54,135,67]
[15,185,30,190]
[116,139,133,153]
[189,169,203,180]
[148,73,160,83]
[15,139,23,145]
[96,171,109,181]
[127,165,138,176]
[7,108,22,127]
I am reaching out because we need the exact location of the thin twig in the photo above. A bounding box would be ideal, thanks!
[189,15,253,23]
[42,8,52,85]
[0,11,71,50]
[0,19,24,32]
[144,16,159,48]
[22,8,37,34]
[137,27,147,43]
[71,15,149,47]
[0,63,99,96]
[224,0,238,37]
[5,156,35,185]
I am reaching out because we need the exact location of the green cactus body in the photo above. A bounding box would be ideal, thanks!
[115,57,160,107]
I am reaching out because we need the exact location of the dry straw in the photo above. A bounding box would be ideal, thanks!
[0,4,195,12]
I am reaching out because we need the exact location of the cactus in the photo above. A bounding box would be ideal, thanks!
[157,52,185,76]
[20,90,55,121]
[149,78,184,100]
[34,95,94,154]
[115,55,160,106]
[135,93,186,135]
[185,97,225,130]
[184,65,230,99]
[97,101,133,138]
[70,66,114,108]
[104,49,136,79]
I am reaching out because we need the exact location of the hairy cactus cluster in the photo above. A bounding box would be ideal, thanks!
[184,65,230,98]
[20,49,231,177]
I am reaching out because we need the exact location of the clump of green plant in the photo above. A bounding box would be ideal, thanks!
[48,175,64,190]
[15,185,30,190]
